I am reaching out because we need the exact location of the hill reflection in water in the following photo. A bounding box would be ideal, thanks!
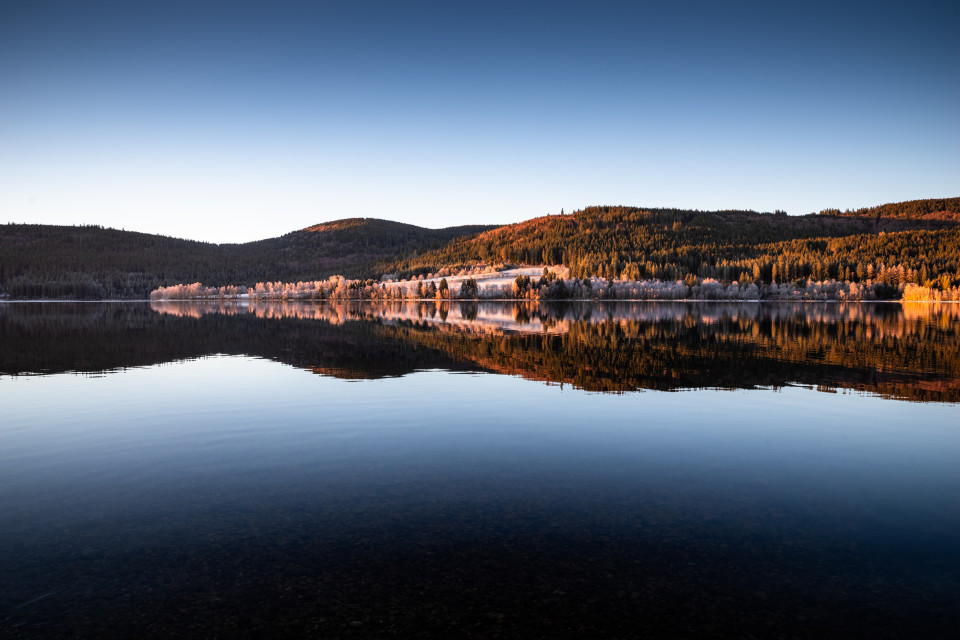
[2,300,958,402]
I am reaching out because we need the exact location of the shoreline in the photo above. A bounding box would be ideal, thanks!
[4,298,957,304]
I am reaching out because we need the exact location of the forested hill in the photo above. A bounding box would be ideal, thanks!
[3,198,960,299]
[823,197,960,221]
[386,201,960,289]
[251,219,494,276]
[0,219,495,299]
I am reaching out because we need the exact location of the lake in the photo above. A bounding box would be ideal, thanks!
[1,301,958,638]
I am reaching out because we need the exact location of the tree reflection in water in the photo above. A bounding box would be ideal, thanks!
[2,300,958,403]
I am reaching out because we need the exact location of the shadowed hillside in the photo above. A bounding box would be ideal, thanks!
[248,219,494,278]
[0,219,495,299]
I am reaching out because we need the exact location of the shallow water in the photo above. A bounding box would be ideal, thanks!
[1,301,958,638]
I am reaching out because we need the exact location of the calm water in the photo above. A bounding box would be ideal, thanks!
[1,301,958,638]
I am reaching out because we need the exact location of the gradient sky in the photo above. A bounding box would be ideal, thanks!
[1,0,958,243]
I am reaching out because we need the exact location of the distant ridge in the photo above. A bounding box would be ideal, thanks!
[300,217,491,237]
[822,197,960,221]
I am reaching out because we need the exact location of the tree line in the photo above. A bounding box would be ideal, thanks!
[821,196,960,220]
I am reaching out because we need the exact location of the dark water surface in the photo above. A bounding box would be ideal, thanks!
[1,301,958,638]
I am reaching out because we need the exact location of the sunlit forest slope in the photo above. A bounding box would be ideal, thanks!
[386,199,960,292]
[825,197,960,221]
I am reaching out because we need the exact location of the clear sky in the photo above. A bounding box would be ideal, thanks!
[1,0,958,243]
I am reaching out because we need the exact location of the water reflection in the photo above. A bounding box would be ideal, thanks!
[2,301,959,638]
[2,300,959,402]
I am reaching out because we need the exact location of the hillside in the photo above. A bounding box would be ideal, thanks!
[245,219,494,279]
[385,201,960,291]
[0,219,495,299]
[3,198,960,300]
[823,197,960,221]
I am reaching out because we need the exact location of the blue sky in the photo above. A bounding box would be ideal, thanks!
[1,0,957,243]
